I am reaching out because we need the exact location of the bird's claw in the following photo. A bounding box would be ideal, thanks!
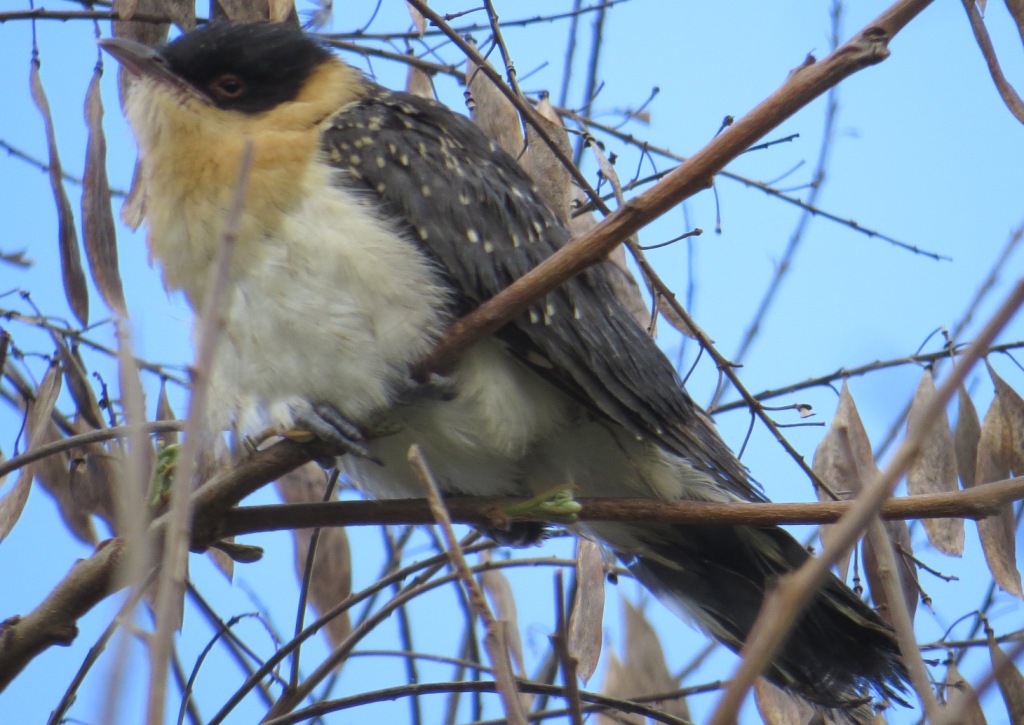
[503,484,582,525]
[289,402,381,464]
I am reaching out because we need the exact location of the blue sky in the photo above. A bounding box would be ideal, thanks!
[1,1,1023,722]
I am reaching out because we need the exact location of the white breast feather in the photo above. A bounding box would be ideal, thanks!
[206,163,450,436]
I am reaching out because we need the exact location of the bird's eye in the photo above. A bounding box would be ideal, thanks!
[210,74,246,100]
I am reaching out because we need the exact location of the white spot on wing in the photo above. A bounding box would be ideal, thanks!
[526,350,553,369]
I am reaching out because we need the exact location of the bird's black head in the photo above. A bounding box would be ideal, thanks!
[159,22,334,115]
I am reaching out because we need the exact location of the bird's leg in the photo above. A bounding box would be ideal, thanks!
[502,484,582,523]
[477,485,582,547]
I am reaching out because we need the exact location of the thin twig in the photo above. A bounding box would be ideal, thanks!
[558,110,949,260]
[289,468,339,689]
[708,272,1024,724]
[2,307,190,384]
[250,551,567,724]
[383,527,424,725]
[322,37,461,79]
[0,138,127,197]
[573,1,607,166]
[0,8,170,23]
[419,0,933,379]
[961,0,1024,123]
[0,419,182,479]
[710,340,1024,414]
[933,637,1024,725]
[186,585,277,705]
[872,221,1024,459]
[409,445,527,725]
[260,679,695,725]
[728,0,844,371]
[920,629,1024,651]
[482,0,523,98]
[839,428,940,716]
[551,570,585,725]
[557,0,583,108]
[329,2,628,42]
[147,141,254,725]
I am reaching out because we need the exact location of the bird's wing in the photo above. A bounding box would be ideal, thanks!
[322,85,762,502]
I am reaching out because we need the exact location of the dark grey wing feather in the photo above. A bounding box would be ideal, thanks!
[322,84,762,503]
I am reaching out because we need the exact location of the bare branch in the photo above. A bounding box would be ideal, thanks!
[409,445,526,725]
[208,474,1024,538]
[710,340,1024,414]
[709,272,1024,724]
[422,0,935,376]
[147,142,254,725]
[260,679,695,725]
[961,0,1024,123]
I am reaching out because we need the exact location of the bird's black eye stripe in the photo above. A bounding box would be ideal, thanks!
[160,22,334,115]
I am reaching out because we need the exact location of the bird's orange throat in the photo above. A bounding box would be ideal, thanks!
[122,59,363,306]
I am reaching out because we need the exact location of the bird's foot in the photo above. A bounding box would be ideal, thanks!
[503,484,582,525]
[282,401,381,464]
[481,485,581,547]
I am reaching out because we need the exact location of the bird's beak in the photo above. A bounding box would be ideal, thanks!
[99,37,207,102]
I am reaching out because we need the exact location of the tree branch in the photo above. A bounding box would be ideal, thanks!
[205,474,1024,539]
[709,272,1024,724]
[961,0,1024,124]
[420,0,934,375]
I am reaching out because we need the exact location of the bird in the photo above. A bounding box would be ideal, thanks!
[100,21,909,719]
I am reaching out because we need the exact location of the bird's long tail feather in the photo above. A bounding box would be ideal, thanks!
[597,522,910,718]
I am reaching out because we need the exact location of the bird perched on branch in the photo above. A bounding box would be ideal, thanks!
[101,21,908,718]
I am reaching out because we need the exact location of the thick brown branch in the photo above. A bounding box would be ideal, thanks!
[0,539,124,690]
[207,475,1024,539]
[961,0,1024,123]
[0,439,313,690]
[421,2,925,375]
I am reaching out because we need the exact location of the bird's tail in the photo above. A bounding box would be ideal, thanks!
[592,521,910,717]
